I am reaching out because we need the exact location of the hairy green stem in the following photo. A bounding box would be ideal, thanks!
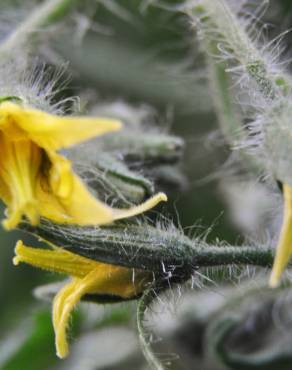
[0,0,78,57]
[190,1,292,183]
[206,47,261,172]
[191,1,280,101]
[20,221,277,277]
[137,289,165,370]
[207,47,241,144]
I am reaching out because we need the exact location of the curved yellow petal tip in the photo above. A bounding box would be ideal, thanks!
[158,192,168,202]
[56,342,69,359]
[269,273,280,288]
[2,199,39,230]
[107,119,122,131]
[2,219,11,231]
[113,191,168,222]
[2,210,22,231]
[12,240,24,266]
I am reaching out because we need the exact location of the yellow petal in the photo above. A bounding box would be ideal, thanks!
[13,240,96,278]
[37,153,167,225]
[14,241,150,298]
[53,278,81,358]
[13,241,151,358]
[0,102,167,228]
[112,192,167,222]
[0,134,41,229]
[0,101,122,151]
[37,171,115,225]
[270,183,292,287]
[47,150,74,199]
[52,265,149,358]
[0,177,11,205]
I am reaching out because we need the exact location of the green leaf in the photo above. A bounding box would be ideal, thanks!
[0,310,57,370]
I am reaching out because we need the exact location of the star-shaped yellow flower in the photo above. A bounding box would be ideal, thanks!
[14,240,152,358]
[0,101,166,229]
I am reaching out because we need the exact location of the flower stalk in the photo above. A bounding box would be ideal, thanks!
[137,289,165,370]
[20,220,278,276]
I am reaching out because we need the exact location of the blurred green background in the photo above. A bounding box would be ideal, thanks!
[1,1,292,369]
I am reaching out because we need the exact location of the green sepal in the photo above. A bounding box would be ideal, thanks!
[92,154,154,201]
[20,220,278,282]
[69,152,155,205]
[19,220,195,279]
[101,132,184,165]
[145,164,187,192]
[98,154,154,193]
[0,96,22,104]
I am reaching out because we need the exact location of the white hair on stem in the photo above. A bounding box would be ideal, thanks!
[187,0,292,185]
